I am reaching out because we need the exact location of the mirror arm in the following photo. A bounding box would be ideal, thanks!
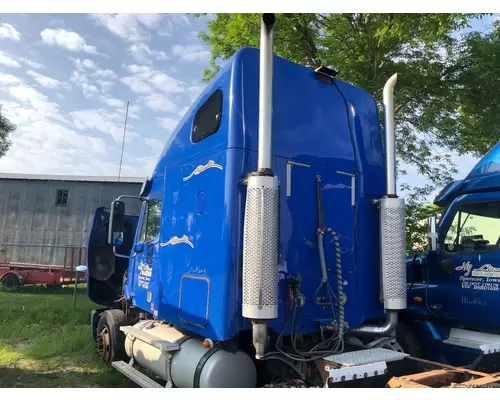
[115,194,145,202]
[113,247,138,260]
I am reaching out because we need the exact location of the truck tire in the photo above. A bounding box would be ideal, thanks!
[396,322,424,358]
[1,274,20,292]
[396,322,427,374]
[96,309,128,365]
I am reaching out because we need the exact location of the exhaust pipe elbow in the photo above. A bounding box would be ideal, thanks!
[347,311,398,338]
[383,73,398,107]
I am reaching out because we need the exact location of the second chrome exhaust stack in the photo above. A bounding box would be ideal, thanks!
[350,73,407,337]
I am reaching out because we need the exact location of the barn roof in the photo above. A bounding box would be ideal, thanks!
[0,173,144,184]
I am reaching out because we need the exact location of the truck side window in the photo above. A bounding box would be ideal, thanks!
[192,89,223,143]
[443,201,500,254]
[139,199,162,243]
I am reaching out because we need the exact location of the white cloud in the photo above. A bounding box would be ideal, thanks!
[121,75,152,94]
[0,52,44,70]
[100,96,126,109]
[121,64,184,95]
[73,58,97,70]
[93,68,116,79]
[172,44,211,63]
[0,23,21,41]
[145,137,164,151]
[96,79,114,91]
[96,97,139,120]
[141,92,176,113]
[26,70,65,89]
[186,84,205,102]
[0,73,23,85]
[70,108,136,142]
[80,83,100,98]
[0,114,111,175]
[0,51,21,68]
[158,117,180,132]
[41,28,98,54]
[8,85,46,103]
[0,84,66,124]
[90,13,162,42]
[19,57,43,69]
[127,43,168,64]
[120,62,201,115]
[149,72,184,94]
[71,57,117,79]
[69,57,118,98]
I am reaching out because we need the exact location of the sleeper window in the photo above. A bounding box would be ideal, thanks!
[192,89,223,143]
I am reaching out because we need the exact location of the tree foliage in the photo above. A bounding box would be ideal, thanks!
[450,20,500,156]
[0,104,14,158]
[194,13,498,253]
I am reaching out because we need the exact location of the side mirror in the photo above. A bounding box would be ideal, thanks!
[427,214,438,253]
[108,200,125,247]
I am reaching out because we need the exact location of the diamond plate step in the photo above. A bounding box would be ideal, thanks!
[443,328,500,355]
[323,347,408,367]
[112,361,163,388]
[322,348,408,385]
[120,326,179,352]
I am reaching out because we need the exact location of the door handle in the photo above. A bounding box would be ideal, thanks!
[440,259,454,274]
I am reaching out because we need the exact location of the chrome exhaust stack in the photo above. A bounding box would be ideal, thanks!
[241,13,280,360]
[350,74,407,337]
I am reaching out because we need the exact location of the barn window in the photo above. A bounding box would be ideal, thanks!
[56,189,69,206]
[191,89,223,143]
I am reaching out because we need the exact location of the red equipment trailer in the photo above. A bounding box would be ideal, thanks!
[0,261,85,290]
[0,244,86,291]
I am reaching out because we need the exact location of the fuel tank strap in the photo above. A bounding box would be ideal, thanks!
[193,347,221,388]
[165,335,192,387]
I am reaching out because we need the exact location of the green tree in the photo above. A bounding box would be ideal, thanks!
[403,184,442,254]
[0,104,14,158]
[450,20,500,157]
[194,13,497,251]
[194,14,489,183]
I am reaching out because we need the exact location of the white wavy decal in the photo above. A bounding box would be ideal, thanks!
[160,234,194,249]
[183,160,223,181]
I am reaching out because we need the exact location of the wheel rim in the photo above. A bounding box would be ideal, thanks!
[97,326,112,363]
[3,277,17,290]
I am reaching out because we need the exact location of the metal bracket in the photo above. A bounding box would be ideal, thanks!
[286,161,310,197]
[336,171,356,206]
[164,352,174,388]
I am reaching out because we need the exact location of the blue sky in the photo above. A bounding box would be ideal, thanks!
[0,13,211,178]
[0,13,496,199]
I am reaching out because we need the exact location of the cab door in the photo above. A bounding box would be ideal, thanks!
[426,192,500,327]
[129,194,163,314]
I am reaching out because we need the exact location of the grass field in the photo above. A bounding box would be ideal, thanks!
[0,286,133,388]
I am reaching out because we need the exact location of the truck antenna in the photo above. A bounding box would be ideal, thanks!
[117,100,130,189]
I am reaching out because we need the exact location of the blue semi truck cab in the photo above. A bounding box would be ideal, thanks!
[84,14,500,388]
[405,142,500,369]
